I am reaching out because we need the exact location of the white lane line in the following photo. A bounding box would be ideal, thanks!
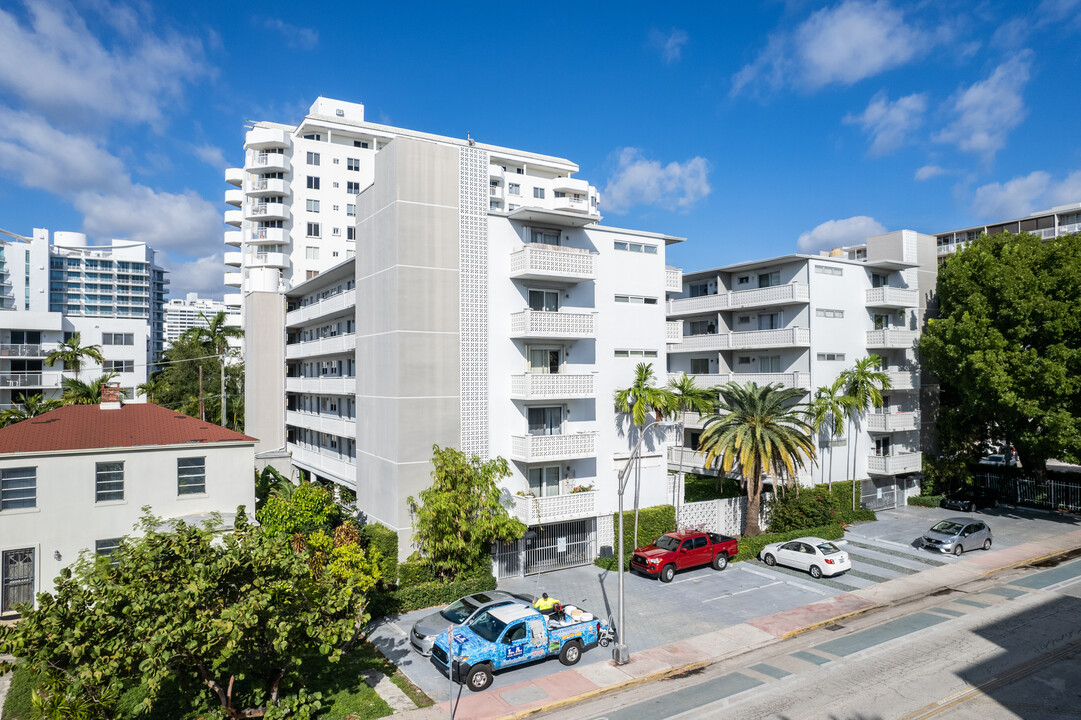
[737,563,834,596]
[703,581,782,603]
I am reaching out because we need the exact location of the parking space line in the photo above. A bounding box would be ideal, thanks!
[702,581,782,603]
[738,563,837,595]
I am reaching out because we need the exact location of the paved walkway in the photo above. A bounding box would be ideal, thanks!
[397,525,1081,720]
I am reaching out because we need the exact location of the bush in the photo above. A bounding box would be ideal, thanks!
[767,481,873,532]
[594,505,676,571]
[683,474,743,502]
[397,559,436,588]
[908,495,944,508]
[733,523,845,564]
[360,522,398,584]
[368,573,497,618]
[1,662,35,720]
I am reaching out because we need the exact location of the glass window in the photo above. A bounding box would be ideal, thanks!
[528,290,558,312]
[533,187,545,199]
[95,538,122,557]
[347,157,360,171]
[95,461,124,502]
[528,466,561,497]
[690,358,710,374]
[527,407,562,436]
[306,223,320,238]
[0,467,36,510]
[759,271,780,288]
[306,152,320,166]
[306,176,320,189]
[346,203,356,217]
[508,183,520,196]
[306,199,320,213]
[178,457,206,495]
[530,229,560,245]
[346,181,361,194]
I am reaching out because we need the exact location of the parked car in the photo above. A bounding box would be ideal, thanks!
[631,530,739,583]
[941,486,998,512]
[979,453,1019,467]
[410,590,534,656]
[921,517,992,555]
[759,537,851,578]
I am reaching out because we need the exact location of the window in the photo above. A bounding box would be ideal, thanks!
[331,228,340,236]
[346,181,360,194]
[102,333,134,346]
[529,466,561,497]
[332,158,339,164]
[759,271,781,288]
[303,133,321,141]
[1,468,35,510]
[528,289,559,312]
[690,358,710,374]
[306,223,321,238]
[737,356,752,365]
[528,347,561,374]
[306,176,320,190]
[689,282,710,298]
[615,295,658,304]
[528,407,562,436]
[688,320,716,335]
[347,158,360,171]
[508,183,520,196]
[759,355,781,372]
[354,140,369,149]
[613,241,658,254]
[816,309,844,318]
[347,227,355,240]
[305,247,320,260]
[104,360,134,373]
[530,229,560,245]
[614,349,659,358]
[306,152,320,166]
[533,187,545,199]
[346,203,356,217]
[757,312,781,330]
[815,265,843,276]
[872,273,889,288]
[95,538,122,557]
[817,352,846,361]
[306,199,320,213]
[737,275,750,285]
[177,457,206,495]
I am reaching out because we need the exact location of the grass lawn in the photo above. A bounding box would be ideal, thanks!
[683,473,743,503]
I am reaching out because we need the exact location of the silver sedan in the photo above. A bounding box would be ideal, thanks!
[921,517,993,555]
[409,590,533,656]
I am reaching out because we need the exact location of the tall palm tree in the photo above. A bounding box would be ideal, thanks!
[182,311,244,358]
[137,372,169,404]
[807,376,855,489]
[44,333,105,378]
[0,393,64,427]
[61,372,123,405]
[699,382,816,536]
[841,355,892,510]
[667,373,719,497]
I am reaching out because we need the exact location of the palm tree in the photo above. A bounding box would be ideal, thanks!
[807,376,855,490]
[0,393,63,427]
[181,311,244,358]
[137,372,169,404]
[44,333,104,378]
[667,373,719,497]
[61,372,123,405]
[841,355,892,510]
[699,382,816,536]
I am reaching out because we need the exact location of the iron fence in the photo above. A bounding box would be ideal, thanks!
[974,473,1081,512]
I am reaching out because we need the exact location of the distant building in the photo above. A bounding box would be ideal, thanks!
[163,292,242,350]
[933,202,1081,261]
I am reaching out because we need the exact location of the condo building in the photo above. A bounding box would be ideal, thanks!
[0,228,166,408]
[163,293,242,349]
[933,202,1081,260]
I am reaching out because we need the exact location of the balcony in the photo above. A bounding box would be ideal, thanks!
[248,177,289,197]
[224,272,242,288]
[509,244,595,283]
[0,372,62,388]
[224,189,244,207]
[285,333,356,360]
[666,321,683,342]
[865,287,919,308]
[666,372,811,391]
[285,376,357,395]
[867,328,919,349]
[667,446,715,474]
[489,164,504,180]
[245,151,288,173]
[510,310,595,339]
[510,373,595,400]
[552,177,590,194]
[224,230,242,247]
[675,327,811,352]
[224,293,242,307]
[286,289,356,326]
[866,452,922,476]
[886,370,919,390]
[512,491,597,525]
[248,252,290,270]
[245,202,289,222]
[224,251,242,268]
[866,411,919,433]
[507,205,600,228]
[244,127,291,150]
[288,443,355,485]
[667,283,810,317]
[552,195,591,213]
[285,410,356,439]
[224,210,243,227]
[249,227,286,245]
[225,167,244,186]
[510,432,597,462]
[0,344,56,358]
[666,267,682,292]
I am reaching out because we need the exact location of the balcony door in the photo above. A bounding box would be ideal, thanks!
[758,312,781,330]
[528,406,562,436]
[529,348,562,374]
[528,289,559,312]
[758,355,781,373]
[876,395,891,414]
[530,228,561,246]
[874,313,891,329]
[528,466,561,497]
[875,437,891,456]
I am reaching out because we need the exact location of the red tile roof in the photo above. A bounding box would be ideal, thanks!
[0,403,257,454]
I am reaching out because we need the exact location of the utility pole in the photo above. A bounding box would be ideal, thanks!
[198,365,205,421]
[220,352,226,427]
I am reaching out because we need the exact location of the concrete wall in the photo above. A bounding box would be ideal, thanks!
[244,290,286,456]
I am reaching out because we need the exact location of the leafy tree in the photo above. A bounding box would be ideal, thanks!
[60,372,123,405]
[698,382,816,536]
[182,311,244,359]
[0,508,378,720]
[920,231,1081,477]
[841,355,891,507]
[408,445,526,579]
[44,333,104,378]
[0,393,63,427]
[614,362,673,428]
[136,371,169,404]
[807,375,855,489]
[152,333,244,429]
[257,480,340,536]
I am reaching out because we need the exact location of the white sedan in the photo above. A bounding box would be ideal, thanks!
[759,537,851,579]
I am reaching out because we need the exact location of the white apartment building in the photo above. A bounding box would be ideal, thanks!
[933,202,1081,259]
[241,100,681,575]
[163,292,242,348]
[0,228,166,408]
[666,230,938,497]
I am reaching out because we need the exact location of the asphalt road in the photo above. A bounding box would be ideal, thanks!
[534,552,1081,720]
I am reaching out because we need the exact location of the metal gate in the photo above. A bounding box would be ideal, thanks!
[2,548,34,614]
[860,477,898,511]
[494,519,596,579]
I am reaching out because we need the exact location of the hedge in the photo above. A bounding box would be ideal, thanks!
[367,572,497,618]
[1,662,34,720]
[908,494,944,508]
[397,558,436,588]
[594,504,676,571]
[733,523,846,564]
[360,522,398,585]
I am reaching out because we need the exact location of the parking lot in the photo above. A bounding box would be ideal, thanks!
[369,501,1081,699]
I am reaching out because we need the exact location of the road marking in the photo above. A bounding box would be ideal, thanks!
[702,581,782,603]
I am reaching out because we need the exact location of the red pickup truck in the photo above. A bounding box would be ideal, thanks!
[630,530,739,583]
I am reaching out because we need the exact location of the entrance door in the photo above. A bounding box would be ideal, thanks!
[875,437,891,456]
[2,548,34,614]
[524,519,595,575]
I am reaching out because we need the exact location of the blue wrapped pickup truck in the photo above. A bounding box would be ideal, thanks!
[430,603,609,691]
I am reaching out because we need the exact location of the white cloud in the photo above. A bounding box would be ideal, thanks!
[1047,170,1081,206]
[193,143,227,169]
[75,186,221,254]
[971,170,1081,219]
[915,164,947,181]
[650,28,688,64]
[797,216,887,253]
[934,52,1032,159]
[160,252,227,300]
[0,0,207,127]
[844,92,927,156]
[263,18,318,50]
[733,1,929,95]
[602,148,710,214]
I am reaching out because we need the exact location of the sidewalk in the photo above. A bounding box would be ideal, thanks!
[397,526,1081,720]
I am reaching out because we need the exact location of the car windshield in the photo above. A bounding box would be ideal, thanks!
[469,611,508,643]
[440,596,480,624]
[931,521,964,535]
[654,535,680,551]
[816,541,841,555]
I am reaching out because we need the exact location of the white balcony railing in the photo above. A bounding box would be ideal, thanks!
[665,267,683,292]
[510,374,595,399]
[510,310,595,339]
[224,230,242,247]
[666,321,683,342]
[866,411,919,433]
[250,227,287,244]
[512,491,597,525]
[865,287,919,308]
[509,244,595,282]
[0,371,63,388]
[510,432,597,462]
[285,334,356,359]
[285,376,357,396]
[866,328,919,348]
[866,452,922,475]
[288,444,355,485]
[285,410,356,439]
[667,283,810,317]
[286,289,356,326]
[666,372,812,391]
[886,370,918,390]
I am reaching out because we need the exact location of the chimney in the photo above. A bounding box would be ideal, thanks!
[101,383,122,410]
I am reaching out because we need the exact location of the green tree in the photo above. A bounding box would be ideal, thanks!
[698,382,816,536]
[807,376,855,489]
[44,333,104,378]
[667,372,719,492]
[136,371,169,404]
[183,311,244,359]
[60,372,123,405]
[152,333,244,428]
[0,393,63,427]
[614,362,673,428]
[408,445,526,579]
[0,508,378,720]
[257,480,340,536]
[841,354,891,508]
[920,231,1081,477]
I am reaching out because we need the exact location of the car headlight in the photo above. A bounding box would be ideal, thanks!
[647,557,661,565]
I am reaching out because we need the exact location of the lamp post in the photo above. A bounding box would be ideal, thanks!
[613,417,676,665]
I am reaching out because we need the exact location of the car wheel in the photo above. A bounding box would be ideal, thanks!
[660,564,675,583]
[763,553,777,567]
[953,544,963,556]
[559,640,583,666]
[466,664,493,692]
[809,565,823,579]
[599,635,610,648]
[983,538,992,551]
[712,553,729,571]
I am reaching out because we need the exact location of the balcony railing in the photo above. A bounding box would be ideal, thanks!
[866,452,922,475]
[509,244,595,282]
[285,333,356,359]
[666,321,683,342]
[512,491,597,525]
[0,344,53,358]
[666,283,810,317]
[510,310,595,339]
[886,370,918,390]
[665,267,682,292]
[288,443,355,485]
[666,372,812,391]
[285,376,357,396]
[865,287,919,308]
[866,411,919,433]
[285,410,356,439]
[0,372,62,388]
[510,373,595,399]
[509,432,597,462]
[286,289,356,326]
[867,328,919,349]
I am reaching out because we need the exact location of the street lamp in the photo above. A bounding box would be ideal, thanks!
[613,417,676,665]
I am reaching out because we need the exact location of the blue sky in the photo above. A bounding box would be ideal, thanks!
[1,0,1079,299]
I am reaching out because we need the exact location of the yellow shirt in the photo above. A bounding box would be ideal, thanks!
[533,596,557,611]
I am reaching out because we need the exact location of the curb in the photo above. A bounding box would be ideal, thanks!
[778,604,884,639]
[978,547,1078,577]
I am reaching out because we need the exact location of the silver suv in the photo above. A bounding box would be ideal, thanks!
[922,517,992,556]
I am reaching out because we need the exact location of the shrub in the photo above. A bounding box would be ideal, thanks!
[594,504,676,571]
[360,522,399,584]
[397,559,436,588]
[908,495,944,508]
[1,662,35,720]
[733,523,845,564]
[767,491,835,532]
[368,573,497,618]
[683,473,742,502]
